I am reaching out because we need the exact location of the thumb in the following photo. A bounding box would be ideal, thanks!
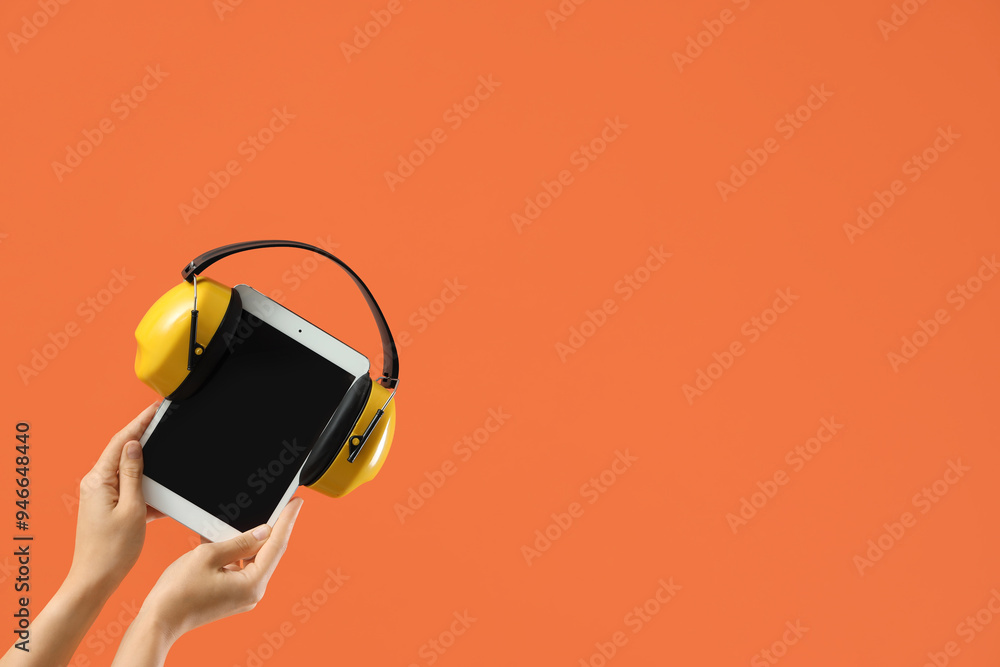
[203,525,270,567]
[117,440,145,509]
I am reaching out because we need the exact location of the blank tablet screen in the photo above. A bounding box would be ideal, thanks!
[142,311,356,532]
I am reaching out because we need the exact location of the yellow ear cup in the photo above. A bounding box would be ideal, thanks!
[135,277,233,397]
[307,381,396,498]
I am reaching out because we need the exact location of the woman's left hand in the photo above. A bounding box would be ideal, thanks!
[68,402,164,593]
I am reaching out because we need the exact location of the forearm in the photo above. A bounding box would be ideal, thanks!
[0,574,114,667]
[111,610,175,667]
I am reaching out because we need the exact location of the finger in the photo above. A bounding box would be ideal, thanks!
[246,497,304,582]
[117,440,145,509]
[93,402,159,479]
[203,524,271,567]
[197,531,245,569]
[145,506,166,523]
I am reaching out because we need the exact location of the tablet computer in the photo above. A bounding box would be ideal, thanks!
[138,284,369,542]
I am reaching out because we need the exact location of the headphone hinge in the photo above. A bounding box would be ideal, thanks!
[346,382,397,462]
[186,274,205,371]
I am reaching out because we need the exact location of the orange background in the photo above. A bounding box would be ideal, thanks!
[2,0,1000,665]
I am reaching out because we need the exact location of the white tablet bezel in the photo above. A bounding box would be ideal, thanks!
[139,284,370,542]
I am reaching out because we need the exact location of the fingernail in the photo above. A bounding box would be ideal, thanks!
[127,442,142,459]
[252,525,269,541]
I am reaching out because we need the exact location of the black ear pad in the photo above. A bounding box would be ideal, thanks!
[300,375,373,486]
[167,289,243,401]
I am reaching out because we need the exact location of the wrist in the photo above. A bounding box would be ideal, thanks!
[130,608,179,649]
[136,598,185,645]
[111,608,178,667]
[65,564,121,602]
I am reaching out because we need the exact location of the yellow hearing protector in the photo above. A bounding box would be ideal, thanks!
[133,240,399,498]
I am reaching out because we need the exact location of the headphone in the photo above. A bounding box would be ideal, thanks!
[133,240,399,498]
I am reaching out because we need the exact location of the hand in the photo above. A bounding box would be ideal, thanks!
[0,402,164,667]
[68,402,162,593]
[138,497,304,642]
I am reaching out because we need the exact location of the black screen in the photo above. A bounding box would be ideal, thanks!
[143,311,356,532]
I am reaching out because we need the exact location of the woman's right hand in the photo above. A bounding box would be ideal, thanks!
[134,497,304,643]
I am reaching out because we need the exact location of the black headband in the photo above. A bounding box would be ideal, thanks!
[181,240,399,389]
